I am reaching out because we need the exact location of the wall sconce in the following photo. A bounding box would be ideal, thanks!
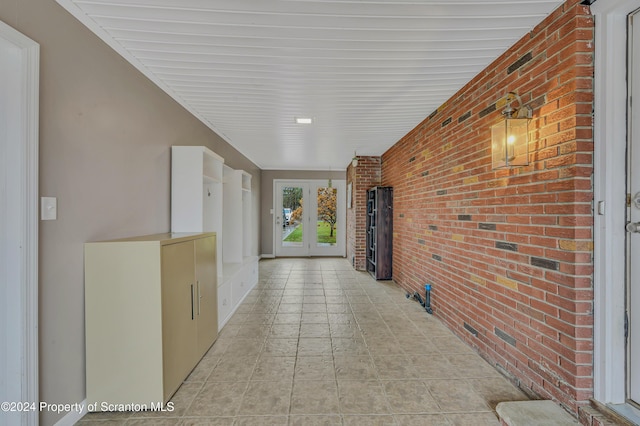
[491,92,532,169]
[352,151,358,168]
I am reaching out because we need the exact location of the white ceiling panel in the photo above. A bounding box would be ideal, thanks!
[56,0,564,170]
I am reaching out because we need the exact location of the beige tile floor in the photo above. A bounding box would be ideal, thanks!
[78,258,529,425]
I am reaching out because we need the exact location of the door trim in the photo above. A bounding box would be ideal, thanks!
[0,20,39,426]
[628,6,640,406]
[592,0,640,409]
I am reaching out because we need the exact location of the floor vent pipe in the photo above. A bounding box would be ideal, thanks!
[406,286,433,314]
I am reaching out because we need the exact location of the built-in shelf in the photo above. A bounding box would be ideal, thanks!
[172,146,257,332]
[203,174,221,184]
[203,150,224,182]
[241,171,251,191]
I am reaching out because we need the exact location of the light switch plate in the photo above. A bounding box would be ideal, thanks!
[41,197,57,220]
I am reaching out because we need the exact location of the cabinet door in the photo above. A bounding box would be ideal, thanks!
[195,236,218,358]
[161,241,197,400]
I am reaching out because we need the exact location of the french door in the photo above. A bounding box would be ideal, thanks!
[274,180,345,257]
[628,8,640,406]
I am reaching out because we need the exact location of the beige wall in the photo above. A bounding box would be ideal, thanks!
[0,1,259,424]
[260,170,346,256]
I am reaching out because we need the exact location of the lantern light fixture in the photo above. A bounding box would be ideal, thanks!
[352,151,358,168]
[491,92,532,169]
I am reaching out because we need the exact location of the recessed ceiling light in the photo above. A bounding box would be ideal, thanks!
[295,117,313,124]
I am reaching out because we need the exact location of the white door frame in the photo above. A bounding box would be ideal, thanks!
[273,179,346,257]
[592,0,640,414]
[0,20,39,426]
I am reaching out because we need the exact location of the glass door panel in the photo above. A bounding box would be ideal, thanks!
[282,185,304,248]
[309,180,345,257]
[316,186,337,247]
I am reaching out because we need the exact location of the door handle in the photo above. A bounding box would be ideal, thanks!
[627,222,640,233]
[190,284,194,320]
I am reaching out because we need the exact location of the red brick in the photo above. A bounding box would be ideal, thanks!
[351,0,596,416]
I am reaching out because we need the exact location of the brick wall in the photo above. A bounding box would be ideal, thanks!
[347,156,381,270]
[380,0,594,415]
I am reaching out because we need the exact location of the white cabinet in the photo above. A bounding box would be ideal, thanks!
[222,166,243,264]
[172,146,258,332]
[221,166,253,262]
[84,232,217,409]
[221,167,257,329]
[242,171,253,258]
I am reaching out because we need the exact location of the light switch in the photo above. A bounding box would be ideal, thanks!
[41,197,57,220]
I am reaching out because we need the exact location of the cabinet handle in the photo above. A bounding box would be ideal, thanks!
[190,284,194,320]
[197,281,201,315]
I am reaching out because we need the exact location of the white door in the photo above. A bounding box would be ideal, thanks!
[275,180,346,257]
[0,20,39,426]
[629,8,640,406]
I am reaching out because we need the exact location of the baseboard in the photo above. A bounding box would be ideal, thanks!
[53,399,87,426]
[260,254,275,259]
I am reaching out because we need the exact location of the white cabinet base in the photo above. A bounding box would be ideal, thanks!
[218,256,259,330]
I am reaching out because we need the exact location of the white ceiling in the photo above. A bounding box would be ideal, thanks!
[57,0,564,170]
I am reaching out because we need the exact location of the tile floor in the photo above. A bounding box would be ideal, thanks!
[78,258,529,425]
